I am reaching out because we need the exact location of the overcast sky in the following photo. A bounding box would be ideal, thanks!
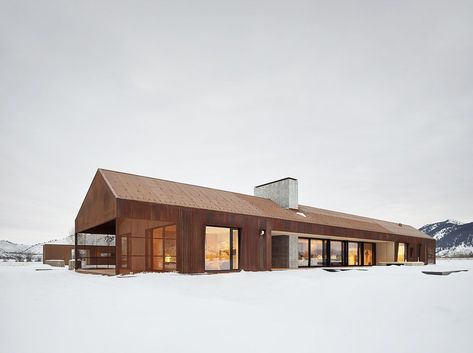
[1,0,472,244]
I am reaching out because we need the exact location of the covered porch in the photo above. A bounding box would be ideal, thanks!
[271,230,407,269]
[74,219,117,274]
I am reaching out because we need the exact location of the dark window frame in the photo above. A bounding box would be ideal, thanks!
[145,224,177,272]
[309,238,327,267]
[298,238,330,267]
[361,242,376,266]
[347,241,361,266]
[397,242,408,262]
[297,238,310,267]
[298,237,376,267]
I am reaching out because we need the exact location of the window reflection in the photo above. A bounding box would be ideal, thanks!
[348,242,359,266]
[205,226,239,271]
[298,238,309,267]
[330,241,343,265]
[310,239,324,266]
[397,243,407,262]
[363,243,373,266]
[295,238,376,267]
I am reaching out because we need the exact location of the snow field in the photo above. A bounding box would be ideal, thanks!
[1,259,472,353]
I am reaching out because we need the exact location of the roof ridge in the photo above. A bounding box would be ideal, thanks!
[98,168,277,203]
[98,169,118,197]
[96,169,429,239]
[298,204,418,230]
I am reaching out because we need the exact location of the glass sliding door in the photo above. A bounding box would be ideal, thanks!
[298,238,309,267]
[348,242,359,266]
[294,238,377,267]
[397,243,407,262]
[330,241,343,266]
[205,226,239,271]
[310,239,325,266]
[147,224,177,272]
[363,243,374,266]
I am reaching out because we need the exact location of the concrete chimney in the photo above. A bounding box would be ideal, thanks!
[254,177,298,209]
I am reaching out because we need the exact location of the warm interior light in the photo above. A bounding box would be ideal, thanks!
[165,256,172,263]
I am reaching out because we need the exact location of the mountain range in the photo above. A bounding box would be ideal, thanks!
[0,236,73,261]
[0,234,115,261]
[419,219,473,257]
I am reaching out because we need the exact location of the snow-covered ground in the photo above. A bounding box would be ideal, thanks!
[1,260,472,353]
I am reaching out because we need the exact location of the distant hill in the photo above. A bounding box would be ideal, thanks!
[0,235,74,261]
[420,220,473,257]
[0,234,114,261]
[0,240,32,255]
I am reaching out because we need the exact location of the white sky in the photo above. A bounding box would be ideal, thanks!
[1,0,472,244]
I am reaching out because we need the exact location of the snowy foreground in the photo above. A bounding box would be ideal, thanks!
[1,260,472,353]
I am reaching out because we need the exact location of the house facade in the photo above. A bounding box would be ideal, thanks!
[74,169,435,274]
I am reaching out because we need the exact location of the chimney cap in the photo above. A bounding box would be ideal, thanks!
[255,177,297,188]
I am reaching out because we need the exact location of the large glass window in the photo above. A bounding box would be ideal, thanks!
[310,239,325,266]
[330,241,343,266]
[348,242,359,266]
[205,226,239,271]
[298,238,309,267]
[397,243,407,262]
[363,243,374,266]
[294,239,375,267]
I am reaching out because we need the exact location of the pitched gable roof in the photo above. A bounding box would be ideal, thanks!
[98,169,431,239]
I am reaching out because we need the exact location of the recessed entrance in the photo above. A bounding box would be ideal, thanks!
[277,235,376,268]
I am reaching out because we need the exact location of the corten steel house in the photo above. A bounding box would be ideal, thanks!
[74,169,435,275]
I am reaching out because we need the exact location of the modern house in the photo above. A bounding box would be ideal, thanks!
[74,169,435,274]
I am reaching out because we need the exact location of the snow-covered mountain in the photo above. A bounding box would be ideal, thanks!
[0,235,74,260]
[419,220,473,257]
[0,240,32,254]
[0,234,113,260]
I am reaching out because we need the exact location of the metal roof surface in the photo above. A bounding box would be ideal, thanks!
[99,169,431,239]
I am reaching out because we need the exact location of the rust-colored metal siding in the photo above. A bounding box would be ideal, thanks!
[116,200,271,274]
[75,170,116,233]
[43,244,74,264]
